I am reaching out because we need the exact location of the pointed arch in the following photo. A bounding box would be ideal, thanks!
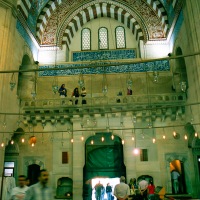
[33,0,169,46]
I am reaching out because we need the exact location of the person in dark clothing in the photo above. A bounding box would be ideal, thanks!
[59,84,67,97]
[106,183,112,200]
[72,87,79,104]
[94,181,104,200]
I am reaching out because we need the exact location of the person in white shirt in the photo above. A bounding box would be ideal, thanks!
[114,176,130,200]
[24,169,53,200]
[10,175,29,200]
[139,177,148,200]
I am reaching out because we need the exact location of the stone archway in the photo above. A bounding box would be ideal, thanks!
[17,54,36,99]
[83,133,125,199]
[165,153,187,193]
[173,47,188,92]
[24,157,44,181]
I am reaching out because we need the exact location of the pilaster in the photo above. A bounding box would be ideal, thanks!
[72,120,85,200]
[123,131,137,181]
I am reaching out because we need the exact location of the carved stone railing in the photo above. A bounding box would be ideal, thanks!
[21,93,186,108]
[20,93,186,125]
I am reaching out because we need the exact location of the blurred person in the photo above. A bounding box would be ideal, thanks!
[128,178,134,196]
[72,87,79,105]
[171,170,180,194]
[147,180,155,200]
[59,84,67,97]
[10,175,29,200]
[101,185,105,200]
[24,169,53,200]
[94,181,104,200]
[81,87,87,104]
[114,176,130,200]
[106,183,112,200]
[139,177,148,200]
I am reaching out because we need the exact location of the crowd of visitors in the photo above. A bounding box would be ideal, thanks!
[58,84,87,105]
[92,176,157,200]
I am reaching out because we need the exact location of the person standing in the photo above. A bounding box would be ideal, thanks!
[171,170,180,194]
[81,87,87,104]
[139,177,148,200]
[59,84,67,97]
[94,181,104,200]
[114,176,130,200]
[24,169,53,200]
[101,185,105,200]
[72,87,80,105]
[147,180,155,200]
[10,175,29,200]
[106,183,112,200]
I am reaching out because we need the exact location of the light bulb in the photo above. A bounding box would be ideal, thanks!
[133,148,139,155]
[1,143,4,147]
[21,138,25,143]
[122,139,125,145]
[91,140,94,145]
[132,137,135,141]
[152,138,156,143]
[71,138,74,143]
[101,137,104,142]
[173,130,176,137]
[195,132,198,137]
[11,140,14,144]
[184,135,187,140]
[111,135,114,140]
[31,143,34,147]
[81,136,84,141]
[163,135,166,139]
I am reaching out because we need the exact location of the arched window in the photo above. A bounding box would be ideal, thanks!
[115,26,126,49]
[98,27,108,50]
[81,28,91,50]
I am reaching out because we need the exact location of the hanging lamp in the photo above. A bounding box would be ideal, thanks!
[102,73,108,96]
[10,73,16,91]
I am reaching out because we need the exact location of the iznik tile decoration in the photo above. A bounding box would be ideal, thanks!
[27,0,40,35]
[26,0,49,35]
[72,49,136,62]
[38,60,170,77]
[16,20,38,59]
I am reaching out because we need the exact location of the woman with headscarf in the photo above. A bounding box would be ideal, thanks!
[59,84,67,97]
[72,87,79,104]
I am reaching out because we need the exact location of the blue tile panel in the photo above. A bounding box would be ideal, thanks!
[38,60,170,76]
[72,49,136,61]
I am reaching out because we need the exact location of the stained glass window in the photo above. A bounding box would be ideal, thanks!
[81,28,91,50]
[99,27,108,50]
[116,26,126,49]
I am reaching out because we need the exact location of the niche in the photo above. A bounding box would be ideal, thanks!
[55,177,73,199]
